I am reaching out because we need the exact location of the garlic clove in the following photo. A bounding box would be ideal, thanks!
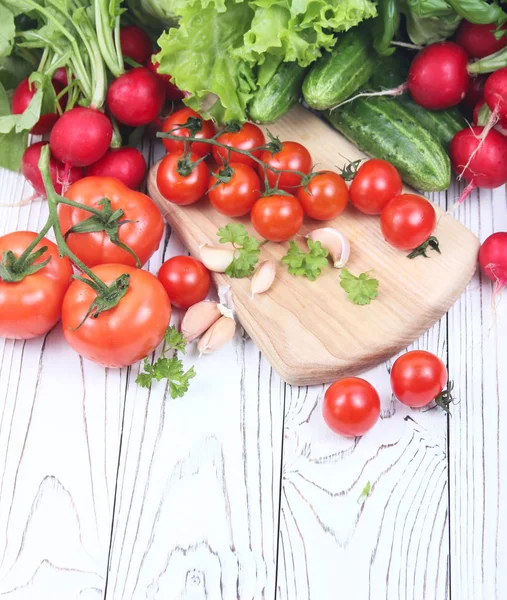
[197,315,236,356]
[181,301,222,342]
[307,227,350,268]
[251,260,276,298]
[199,245,234,272]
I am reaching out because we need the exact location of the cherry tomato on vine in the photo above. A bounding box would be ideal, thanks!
[158,256,210,309]
[259,141,312,192]
[323,377,381,437]
[349,159,403,215]
[0,231,73,339]
[212,122,265,168]
[62,264,171,367]
[297,171,349,220]
[60,176,164,268]
[157,152,209,206]
[380,194,437,251]
[161,108,216,157]
[391,350,448,408]
[208,163,261,217]
[251,194,304,242]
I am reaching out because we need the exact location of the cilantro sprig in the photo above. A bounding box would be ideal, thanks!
[282,239,329,281]
[217,223,261,278]
[136,326,196,398]
[340,269,379,305]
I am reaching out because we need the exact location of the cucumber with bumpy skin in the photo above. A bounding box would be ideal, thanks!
[302,29,376,111]
[248,61,307,124]
[325,97,451,191]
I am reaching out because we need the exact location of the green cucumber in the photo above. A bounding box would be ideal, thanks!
[302,28,376,111]
[369,55,467,148]
[248,61,307,124]
[325,97,451,191]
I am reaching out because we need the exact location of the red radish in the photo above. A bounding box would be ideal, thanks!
[50,107,113,167]
[449,126,507,204]
[479,232,507,294]
[408,42,469,110]
[462,75,487,115]
[52,67,69,87]
[107,67,165,127]
[12,78,66,135]
[456,21,507,59]
[484,67,507,123]
[120,26,153,66]
[87,148,147,189]
[144,56,184,100]
[22,142,83,197]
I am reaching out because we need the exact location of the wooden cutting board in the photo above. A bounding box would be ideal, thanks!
[148,105,479,386]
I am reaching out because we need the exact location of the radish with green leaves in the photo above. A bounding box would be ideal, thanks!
[12,78,66,135]
[120,26,153,66]
[87,148,147,190]
[479,232,507,294]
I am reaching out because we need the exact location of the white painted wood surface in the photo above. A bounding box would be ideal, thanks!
[0,137,505,600]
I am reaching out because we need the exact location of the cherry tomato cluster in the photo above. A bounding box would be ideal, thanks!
[323,350,450,437]
[157,108,440,255]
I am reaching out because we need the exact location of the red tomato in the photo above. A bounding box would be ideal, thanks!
[380,194,437,251]
[251,194,304,242]
[349,159,403,215]
[391,350,447,408]
[208,163,261,217]
[297,171,348,220]
[60,176,164,268]
[158,256,210,309]
[62,264,171,367]
[0,231,73,339]
[212,123,265,168]
[157,152,209,205]
[323,377,381,437]
[260,141,312,192]
[162,108,216,157]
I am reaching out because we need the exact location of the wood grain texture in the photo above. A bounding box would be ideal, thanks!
[148,105,480,386]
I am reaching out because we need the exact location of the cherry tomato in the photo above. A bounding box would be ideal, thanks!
[380,194,437,251]
[391,350,447,408]
[349,159,403,215]
[323,377,381,437]
[158,256,210,309]
[0,231,73,339]
[62,264,171,367]
[60,176,164,268]
[297,171,349,220]
[162,108,216,157]
[212,123,265,168]
[251,194,304,242]
[260,141,312,192]
[208,163,261,217]
[157,152,209,206]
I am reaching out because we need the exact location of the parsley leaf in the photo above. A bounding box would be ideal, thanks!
[217,223,261,278]
[357,481,371,503]
[135,326,196,398]
[340,268,379,305]
[282,239,329,281]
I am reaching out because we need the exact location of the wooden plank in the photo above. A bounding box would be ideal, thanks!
[448,184,507,600]
[0,169,125,598]
[275,189,452,600]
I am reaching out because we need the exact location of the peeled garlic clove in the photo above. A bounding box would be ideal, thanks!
[307,227,350,268]
[197,315,236,356]
[251,260,276,298]
[199,245,234,272]
[181,301,222,342]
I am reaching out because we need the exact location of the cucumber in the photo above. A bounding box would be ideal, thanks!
[302,29,376,111]
[325,97,451,191]
[369,55,467,148]
[248,61,307,124]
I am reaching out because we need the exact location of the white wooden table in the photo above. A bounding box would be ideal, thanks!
[0,137,505,600]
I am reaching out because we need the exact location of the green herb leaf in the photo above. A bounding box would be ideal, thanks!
[217,223,261,278]
[282,239,329,281]
[164,326,187,353]
[340,268,379,305]
[358,481,371,503]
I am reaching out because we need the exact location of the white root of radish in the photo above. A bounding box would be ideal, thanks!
[330,83,408,111]
[390,41,423,51]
